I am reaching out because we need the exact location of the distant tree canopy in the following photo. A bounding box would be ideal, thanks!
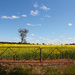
[18,28,29,44]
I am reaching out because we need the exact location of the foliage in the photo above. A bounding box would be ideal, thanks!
[0,44,75,60]
[0,64,75,75]
[18,28,29,43]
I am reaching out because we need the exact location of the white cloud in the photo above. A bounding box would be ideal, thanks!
[1,15,19,19]
[34,2,38,8]
[1,16,10,19]
[38,37,75,44]
[27,23,41,26]
[39,37,50,41]
[48,39,60,44]
[68,23,72,26]
[30,10,39,16]
[22,15,27,17]
[27,23,32,26]
[39,37,61,44]
[40,18,44,20]
[30,34,34,36]
[14,38,20,40]
[34,40,41,44]
[12,16,19,19]
[44,15,51,18]
[14,37,75,44]
[67,38,72,40]
[26,37,34,41]
[40,5,50,11]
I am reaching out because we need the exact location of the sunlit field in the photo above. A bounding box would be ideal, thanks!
[0,44,75,60]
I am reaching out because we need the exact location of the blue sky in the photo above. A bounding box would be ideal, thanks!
[0,0,75,44]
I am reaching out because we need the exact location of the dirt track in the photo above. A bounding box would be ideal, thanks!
[0,59,75,62]
[0,59,75,66]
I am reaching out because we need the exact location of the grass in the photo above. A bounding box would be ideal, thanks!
[0,64,75,75]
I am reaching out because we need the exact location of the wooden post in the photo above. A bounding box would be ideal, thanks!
[39,47,41,63]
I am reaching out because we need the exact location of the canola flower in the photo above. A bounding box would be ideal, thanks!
[0,44,75,60]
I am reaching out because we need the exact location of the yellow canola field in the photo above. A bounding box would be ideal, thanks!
[0,44,75,47]
[0,44,75,60]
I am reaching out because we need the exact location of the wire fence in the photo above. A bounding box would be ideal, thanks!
[0,46,75,63]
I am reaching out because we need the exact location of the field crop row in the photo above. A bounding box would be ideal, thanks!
[0,44,75,60]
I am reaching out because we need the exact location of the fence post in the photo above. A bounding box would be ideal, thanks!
[39,47,41,63]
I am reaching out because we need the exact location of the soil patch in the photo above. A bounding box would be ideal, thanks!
[0,59,75,66]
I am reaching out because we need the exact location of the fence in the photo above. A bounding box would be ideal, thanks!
[0,46,75,64]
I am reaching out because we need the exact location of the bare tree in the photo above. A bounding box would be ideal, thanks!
[18,28,29,43]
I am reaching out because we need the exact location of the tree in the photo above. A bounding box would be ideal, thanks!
[42,43,45,45]
[18,28,29,43]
